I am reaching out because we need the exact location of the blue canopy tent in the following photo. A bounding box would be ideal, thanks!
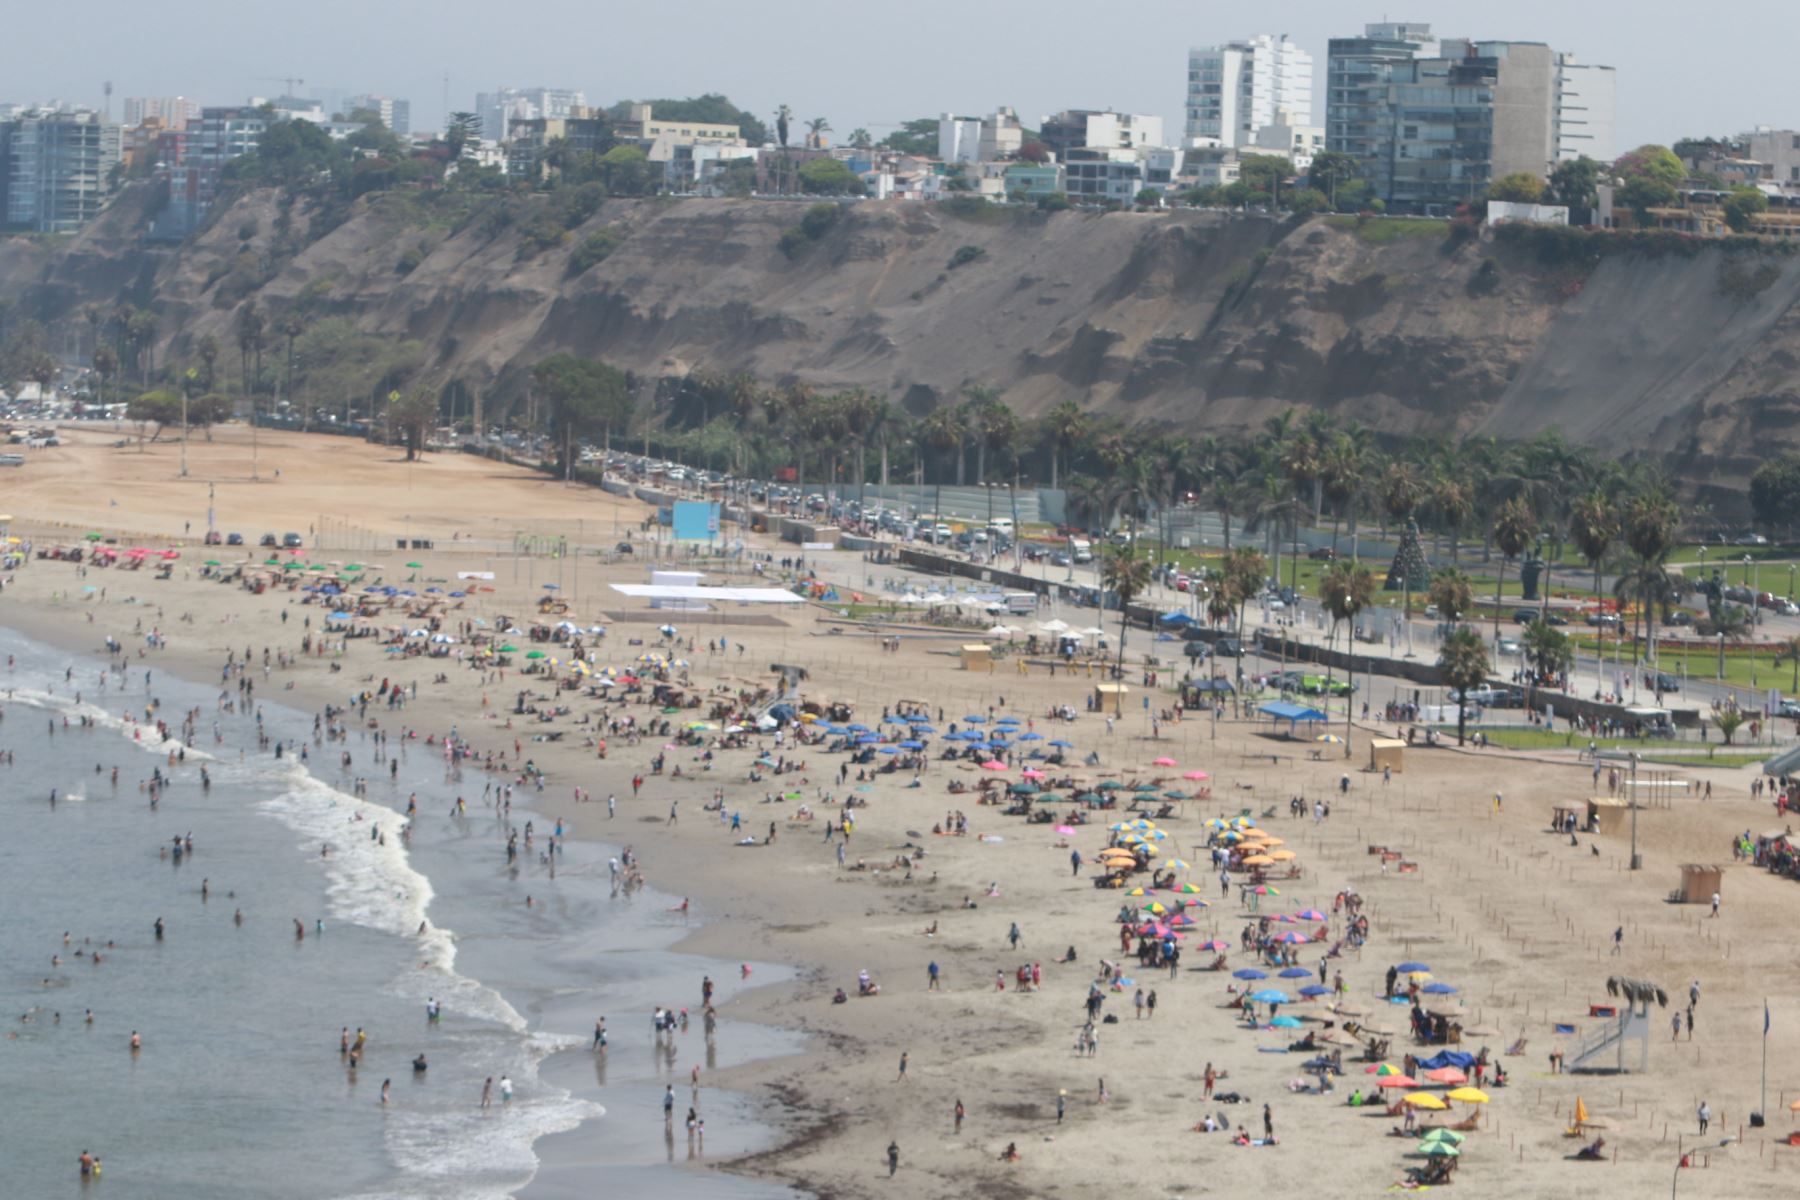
[1258,701,1330,736]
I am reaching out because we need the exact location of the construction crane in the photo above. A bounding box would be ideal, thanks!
[256,76,306,98]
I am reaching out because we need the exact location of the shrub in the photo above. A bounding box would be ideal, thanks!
[395,244,425,275]
[947,244,986,270]
[569,226,626,275]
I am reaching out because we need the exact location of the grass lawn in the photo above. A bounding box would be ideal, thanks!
[1322,215,1450,244]
[1449,727,1772,764]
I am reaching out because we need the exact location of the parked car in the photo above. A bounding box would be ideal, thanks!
[1780,699,1800,720]
[258,533,278,547]
[1497,637,1522,655]
[1301,674,1353,696]
[1050,552,1071,567]
[1307,547,1337,561]
[225,533,244,546]
[281,532,303,548]
[1666,610,1695,626]
[1540,612,1569,626]
[1450,685,1506,706]
[1735,533,1770,546]
[1586,612,1622,628]
[203,530,222,546]
[1643,671,1680,693]
[1183,641,1210,660]
[615,541,634,555]
[1512,608,1538,624]
[1214,638,1243,657]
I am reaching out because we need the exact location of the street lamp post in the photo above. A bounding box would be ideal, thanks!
[1629,752,1641,870]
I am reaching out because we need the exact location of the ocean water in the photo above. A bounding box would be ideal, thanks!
[0,624,805,1199]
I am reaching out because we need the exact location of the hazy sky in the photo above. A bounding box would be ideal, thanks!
[11,0,1794,150]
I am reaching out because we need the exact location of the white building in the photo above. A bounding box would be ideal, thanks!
[1186,34,1313,149]
[122,96,201,130]
[938,115,982,164]
[1745,128,1800,187]
[1249,112,1324,173]
[1553,55,1615,163]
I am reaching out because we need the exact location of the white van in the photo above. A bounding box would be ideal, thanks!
[989,517,1015,537]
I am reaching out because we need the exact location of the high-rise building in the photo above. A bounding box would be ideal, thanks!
[1327,23,1606,213]
[1553,55,1615,164]
[158,106,268,238]
[476,87,587,142]
[1186,34,1313,148]
[122,96,201,130]
[345,93,411,134]
[0,108,121,232]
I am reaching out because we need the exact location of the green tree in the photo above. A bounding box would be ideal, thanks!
[1437,626,1490,747]
[847,128,872,150]
[878,118,937,157]
[599,145,654,195]
[1548,156,1601,210]
[529,354,632,478]
[1101,543,1154,671]
[1306,151,1358,203]
[1521,618,1573,685]
[1319,560,1376,749]
[1774,633,1800,696]
[1042,400,1087,490]
[1487,172,1546,203]
[387,388,439,461]
[1491,495,1538,642]
[1722,186,1769,233]
[1429,567,1474,623]
[444,111,481,161]
[1713,706,1747,746]
[798,157,863,194]
[804,117,832,147]
[126,389,183,447]
[1223,546,1268,637]
[1285,187,1329,216]
[1569,491,1617,601]
[607,94,768,145]
[1615,145,1686,187]
[1750,454,1800,537]
[1619,176,1677,223]
[774,105,792,149]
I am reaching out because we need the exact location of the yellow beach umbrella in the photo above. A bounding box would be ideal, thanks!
[1268,850,1297,861]
[1403,1093,1448,1111]
[1241,854,1275,866]
[1446,1087,1490,1104]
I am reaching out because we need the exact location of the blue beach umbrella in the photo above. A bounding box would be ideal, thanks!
[1395,962,1431,974]
[1232,969,1268,981]
[1421,982,1458,995]
[1279,967,1312,979]
[1250,989,1292,1005]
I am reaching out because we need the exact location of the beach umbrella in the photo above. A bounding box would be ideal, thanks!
[543,583,559,590]
[1131,782,1159,793]
[1161,858,1191,872]
[1183,770,1210,781]
[912,725,937,734]
[1153,756,1177,767]
[1250,885,1280,896]
[1315,733,1343,744]
[964,715,986,723]
[1008,782,1040,795]
[1368,1063,1404,1076]
[1422,1129,1466,1144]
[980,760,1008,771]
[1199,939,1229,952]
[1424,1067,1467,1085]
[1020,768,1045,779]
[405,562,422,569]
[1096,780,1122,791]
[1376,1076,1418,1089]
[995,716,1020,725]
[1050,739,1073,747]
[497,644,518,652]
[1141,902,1168,916]
[1299,985,1332,997]
[1278,967,1312,979]
[1075,792,1102,803]
[1250,989,1291,1005]
[1402,1094,1447,1110]
[1422,982,1458,995]
[1232,968,1268,981]
[525,650,546,659]
[1417,1142,1459,1157]
[1395,962,1431,973]
[1018,732,1044,741]
[1176,883,1204,895]
[900,740,924,750]
[1268,850,1297,861]
[1269,1015,1302,1028]
[1241,854,1275,867]
[1294,908,1328,921]
[1274,931,1310,944]
[85,531,103,541]
[1445,1087,1489,1105]
[1056,825,1077,835]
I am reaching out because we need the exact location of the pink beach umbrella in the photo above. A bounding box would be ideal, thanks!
[1183,770,1210,781]
[1294,908,1328,922]
[1153,757,1177,767]
[980,760,1009,771]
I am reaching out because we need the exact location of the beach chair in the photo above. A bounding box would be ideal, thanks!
[1239,807,1253,819]
[1451,1112,1482,1132]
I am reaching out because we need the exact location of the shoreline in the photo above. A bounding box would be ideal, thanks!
[0,595,828,1200]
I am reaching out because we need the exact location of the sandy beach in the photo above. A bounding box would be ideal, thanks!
[6,426,1800,1198]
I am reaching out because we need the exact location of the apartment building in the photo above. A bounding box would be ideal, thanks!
[0,108,121,232]
[476,87,586,143]
[122,96,201,130]
[345,93,411,134]
[1186,34,1313,149]
[1039,110,1163,161]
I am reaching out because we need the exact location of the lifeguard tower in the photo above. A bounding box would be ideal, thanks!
[1569,976,1665,1074]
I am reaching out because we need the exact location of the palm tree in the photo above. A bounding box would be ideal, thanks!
[280,315,305,412]
[1491,495,1538,644]
[1223,546,1268,640]
[91,346,116,408]
[1569,490,1617,605]
[919,405,965,522]
[774,105,792,148]
[1521,618,1574,692]
[1438,626,1490,747]
[1101,543,1154,671]
[1429,567,1475,623]
[1319,433,1364,557]
[1043,400,1087,490]
[1319,560,1376,753]
[848,128,872,150]
[1775,633,1800,696]
[804,117,832,149]
[196,334,219,394]
[1431,471,1474,564]
[1714,705,1747,746]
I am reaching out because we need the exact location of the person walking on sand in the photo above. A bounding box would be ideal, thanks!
[1008,921,1022,950]
[1057,1090,1067,1122]
[897,1051,909,1081]
[1263,1102,1274,1141]
[663,1085,675,1122]
[1711,891,1720,918]
[499,1075,513,1105]
[481,1077,493,1109]
[927,960,940,991]
[887,1140,900,1177]
[1698,1099,1711,1134]
[381,1078,391,1106]
[1204,1062,1217,1098]
[954,1098,965,1133]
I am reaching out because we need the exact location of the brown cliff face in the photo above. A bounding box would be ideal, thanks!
[5,190,1796,497]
